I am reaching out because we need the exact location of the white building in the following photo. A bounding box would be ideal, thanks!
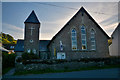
[109,23,120,56]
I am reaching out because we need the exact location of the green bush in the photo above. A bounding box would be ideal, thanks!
[2,52,16,69]
[22,52,39,60]
[16,57,22,62]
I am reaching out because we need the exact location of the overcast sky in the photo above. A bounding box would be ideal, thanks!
[2,2,119,40]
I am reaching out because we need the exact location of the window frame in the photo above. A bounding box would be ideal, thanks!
[81,26,87,50]
[71,28,77,50]
[90,29,96,50]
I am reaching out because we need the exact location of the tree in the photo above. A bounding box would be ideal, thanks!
[108,39,112,46]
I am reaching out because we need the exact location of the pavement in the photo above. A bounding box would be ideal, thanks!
[2,68,120,79]
[4,68,15,76]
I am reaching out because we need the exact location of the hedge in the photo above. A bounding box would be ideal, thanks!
[2,52,16,69]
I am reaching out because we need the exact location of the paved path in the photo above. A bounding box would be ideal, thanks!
[4,68,15,76]
[2,68,120,79]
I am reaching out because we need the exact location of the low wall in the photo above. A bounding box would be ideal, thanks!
[15,62,105,72]
[15,58,120,72]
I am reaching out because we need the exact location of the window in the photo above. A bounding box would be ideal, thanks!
[71,29,77,50]
[33,49,36,54]
[27,49,31,53]
[30,39,33,43]
[10,46,14,49]
[90,29,96,50]
[81,26,87,50]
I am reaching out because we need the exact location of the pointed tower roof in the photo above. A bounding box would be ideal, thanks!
[24,10,40,24]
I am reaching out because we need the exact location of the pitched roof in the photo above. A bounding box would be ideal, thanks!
[14,39,50,52]
[111,22,120,36]
[24,10,40,24]
[14,39,24,52]
[48,7,110,46]
[39,40,50,51]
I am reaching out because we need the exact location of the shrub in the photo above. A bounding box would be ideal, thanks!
[2,52,16,69]
[16,57,22,62]
[22,52,39,60]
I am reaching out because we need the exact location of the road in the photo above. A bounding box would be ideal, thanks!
[2,68,120,79]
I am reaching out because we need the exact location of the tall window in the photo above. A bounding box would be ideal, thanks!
[71,29,77,50]
[90,29,96,50]
[81,26,87,50]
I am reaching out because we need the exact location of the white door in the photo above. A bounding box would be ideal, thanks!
[57,52,66,59]
[57,53,61,59]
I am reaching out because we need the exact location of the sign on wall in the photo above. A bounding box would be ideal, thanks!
[57,52,66,59]
[60,41,63,51]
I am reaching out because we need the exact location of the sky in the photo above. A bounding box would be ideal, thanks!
[2,2,119,40]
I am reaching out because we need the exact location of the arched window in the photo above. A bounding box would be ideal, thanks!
[71,29,77,50]
[81,26,87,50]
[90,29,96,50]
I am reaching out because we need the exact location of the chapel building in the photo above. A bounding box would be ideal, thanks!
[15,7,110,60]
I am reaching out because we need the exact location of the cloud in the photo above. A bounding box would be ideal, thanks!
[2,2,119,40]
[40,2,118,39]
[2,23,24,39]
[99,14,118,36]
[100,15,118,26]
[40,17,71,40]
[2,0,120,2]
[2,23,23,32]
[103,22,118,36]
[40,33,53,40]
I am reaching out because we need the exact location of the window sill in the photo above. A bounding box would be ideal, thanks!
[71,50,96,52]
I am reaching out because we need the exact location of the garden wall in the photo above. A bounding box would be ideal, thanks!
[15,57,120,72]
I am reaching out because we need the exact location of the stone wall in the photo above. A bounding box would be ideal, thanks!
[16,58,120,72]
[15,61,104,72]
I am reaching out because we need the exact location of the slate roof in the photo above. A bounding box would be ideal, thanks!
[14,39,50,52]
[48,7,110,46]
[39,40,50,51]
[14,40,24,52]
[24,10,40,24]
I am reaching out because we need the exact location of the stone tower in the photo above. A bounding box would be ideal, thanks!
[24,10,40,56]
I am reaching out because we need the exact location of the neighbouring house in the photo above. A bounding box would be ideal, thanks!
[15,7,110,60]
[0,43,9,53]
[2,44,16,53]
[109,23,120,56]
